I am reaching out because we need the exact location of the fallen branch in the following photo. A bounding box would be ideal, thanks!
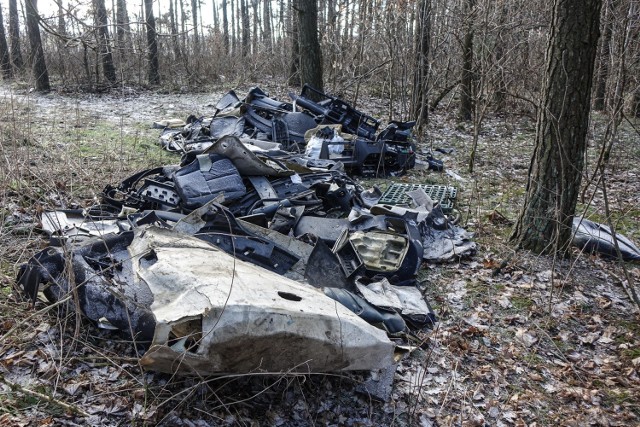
[0,374,89,417]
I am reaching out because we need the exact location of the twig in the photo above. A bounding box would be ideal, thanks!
[0,374,89,417]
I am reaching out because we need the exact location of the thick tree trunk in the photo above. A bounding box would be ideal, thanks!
[0,4,13,79]
[145,0,160,85]
[297,0,323,91]
[459,0,476,121]
[222,0,230,53]
[9,0,23,70]
[411,0,431,133]
[25,0,50,91]
[594,0,612,111]
[94,0,117,83]
[511,0,602,255]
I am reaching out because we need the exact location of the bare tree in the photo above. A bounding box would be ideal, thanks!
[25,0,50,91]
[0,4,13,79]
[222,0,230,53]
[296,0,323,90]
[511,0,602,255]
[145,0,160,85]
[116,0,131,48]
[9,0,23,70]
[263,0,272,52]
[411,0,431,134]
[288,0,299,85]
[94,0,117,83]
[169,0,182,60]
[191,0,200,52]
[241,0,250,57]
[594,0,613,111]
[459,0,477,121]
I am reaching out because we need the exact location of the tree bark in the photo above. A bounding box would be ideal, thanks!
[232,0,239,54]
[0,4,13,79]
[511,0,602,255]
[263,0,272,52]
[116,0,131,49]
[459,0,476,121]
[241,0,250,57]
[9,0,23,70]
[191,0,200,53]
[594,0,612,111]
[25,0,50,91]
[222,0,230,53]
[296,0,323,91]
[288,0,299,85]
[169,0,182,60]
[411,0,431,133]
[94,0,117,83]
[145,0,160,85]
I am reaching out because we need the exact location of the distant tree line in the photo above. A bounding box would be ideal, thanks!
[0,0,639,256]
[0,0,638,120]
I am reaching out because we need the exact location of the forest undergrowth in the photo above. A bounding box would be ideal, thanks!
[0,82,638,426]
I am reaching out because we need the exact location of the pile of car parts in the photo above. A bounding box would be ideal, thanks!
[157,85,418,177]
[17,90,477,376]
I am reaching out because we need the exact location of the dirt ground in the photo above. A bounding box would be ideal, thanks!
[1,83,639,426]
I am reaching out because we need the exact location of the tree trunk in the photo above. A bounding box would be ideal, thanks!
[169,0,182,60]
[57,0,66,35]
[222,0,230,53]
[25,0,50,91]
[493,3,508,112]
[251,0,259,54]
[94,0,117,83]
[9,0,23,70]
[263,0,272,52]
[288,0,299,85]
[241,0,250,57]
[411,0,431,134]
[459,0,476,121]
[511,0,602,255]
[231,0,237,54]
[191,0,200,53]
[145,0,160,85]
[213,0,219,31]
[297,0,323,91]
[0,4,13,79]
[116,0,130,48]
[594,0,612,111]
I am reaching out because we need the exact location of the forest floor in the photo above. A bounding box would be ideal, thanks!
[0,82,639,426]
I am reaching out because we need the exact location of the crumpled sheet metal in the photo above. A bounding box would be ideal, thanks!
[130,227,395,374]
[206,135,293,177]
[572,217,640,261]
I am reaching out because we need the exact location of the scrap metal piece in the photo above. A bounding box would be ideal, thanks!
[355,277,436,328]
[173,153,246,209]
[572,217,640,261]
[133,227,395,374]
[206,135,293,177]
[323,287,406,334]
